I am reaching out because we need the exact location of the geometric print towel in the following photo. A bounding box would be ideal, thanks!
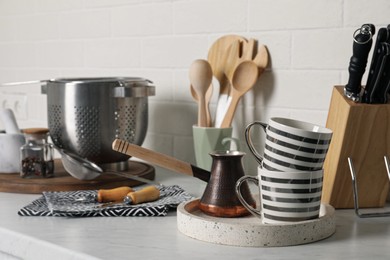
[18,185,193,217]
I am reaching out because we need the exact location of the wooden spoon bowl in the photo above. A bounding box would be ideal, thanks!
[220,61,259,128]
[189,59,213,127]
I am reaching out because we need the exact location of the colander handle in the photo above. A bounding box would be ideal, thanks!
[113,86,155,98]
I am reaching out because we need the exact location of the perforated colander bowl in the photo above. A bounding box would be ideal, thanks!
[41,77,155,164]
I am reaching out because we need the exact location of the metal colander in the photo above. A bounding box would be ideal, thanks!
[41,77,155,164]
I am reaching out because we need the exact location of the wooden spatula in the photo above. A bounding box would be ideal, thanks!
[207,35,246,96]
[208,35,247,127]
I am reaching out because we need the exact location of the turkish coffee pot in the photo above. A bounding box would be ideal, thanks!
[198,150,255,217]
[112,139,255,217]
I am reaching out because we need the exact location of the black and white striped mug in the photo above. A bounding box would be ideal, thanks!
[245,118,332,172]
[236,167,323,224]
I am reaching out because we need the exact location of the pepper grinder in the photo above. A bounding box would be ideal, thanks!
[20,128,54,178]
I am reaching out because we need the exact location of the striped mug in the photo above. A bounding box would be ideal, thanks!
[236,167,324,224]
[245,118,332,172]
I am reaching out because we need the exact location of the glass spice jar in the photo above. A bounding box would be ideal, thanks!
[20,128,54,178]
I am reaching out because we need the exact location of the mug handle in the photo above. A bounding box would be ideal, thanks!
[245,121,268,165]
[221,137,240,151]
[235,175,261,218]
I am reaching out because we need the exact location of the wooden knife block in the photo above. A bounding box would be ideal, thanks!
[322,86,390,209]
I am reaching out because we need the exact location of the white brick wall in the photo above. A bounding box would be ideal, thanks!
[0,0,388,174]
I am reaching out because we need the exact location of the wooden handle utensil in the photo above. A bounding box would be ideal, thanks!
[189,59,213,127]
[220,60,259,128]
[97,186,133,203]
[112,139,210,182]
[125,186,160,205]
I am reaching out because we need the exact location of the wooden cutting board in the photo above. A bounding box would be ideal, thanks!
[0,159,155,194]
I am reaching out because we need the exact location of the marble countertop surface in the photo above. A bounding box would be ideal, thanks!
[1,166,390,260]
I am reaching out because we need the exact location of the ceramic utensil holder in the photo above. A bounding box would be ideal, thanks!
[322,86,390,208]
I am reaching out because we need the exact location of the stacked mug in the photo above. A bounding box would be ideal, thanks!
[236,117,333,224]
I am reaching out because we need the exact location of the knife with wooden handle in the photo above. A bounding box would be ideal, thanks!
[124,186,160,205]
[344,24,375,102]
[97,186,160,205]
[112,139,210,182]
[97,186,134,203]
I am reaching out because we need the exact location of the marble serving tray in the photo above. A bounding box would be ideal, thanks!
[177,199,336,247]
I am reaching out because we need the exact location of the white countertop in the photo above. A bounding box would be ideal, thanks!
[1,166,390,260]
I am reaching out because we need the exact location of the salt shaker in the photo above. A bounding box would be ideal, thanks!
[20,128,54,178]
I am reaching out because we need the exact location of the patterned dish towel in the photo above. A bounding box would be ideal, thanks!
[18,185,193,217]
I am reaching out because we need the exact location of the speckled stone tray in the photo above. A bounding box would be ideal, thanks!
[177,199,336,247]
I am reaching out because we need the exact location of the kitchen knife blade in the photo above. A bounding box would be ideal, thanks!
[344,24,375,102]
[362,27,389,103]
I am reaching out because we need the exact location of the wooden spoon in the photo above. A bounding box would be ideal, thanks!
[215,39,268,127]
[220,60,259,128]
[214,39,246,127]
[208,35,247,127]
[189,59,213,127]
[207,35,246,96]
[190,84,213,127]
[224,38,268,80]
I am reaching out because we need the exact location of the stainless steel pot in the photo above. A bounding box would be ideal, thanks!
[41,77,155,164]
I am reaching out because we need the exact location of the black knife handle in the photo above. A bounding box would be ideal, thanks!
[362,27,388,103]
[345,24,375,102]
[368,43,390,104]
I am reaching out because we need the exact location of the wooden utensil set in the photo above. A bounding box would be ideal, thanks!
[189,35,269,128]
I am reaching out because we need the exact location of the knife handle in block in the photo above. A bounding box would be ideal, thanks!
[362,28,389,103]
[97,186,133,203]
[125,186,160,205]
[345,24,374,102]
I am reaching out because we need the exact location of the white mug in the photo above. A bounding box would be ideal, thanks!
[236,167,323,224]
[245,117,332,171]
